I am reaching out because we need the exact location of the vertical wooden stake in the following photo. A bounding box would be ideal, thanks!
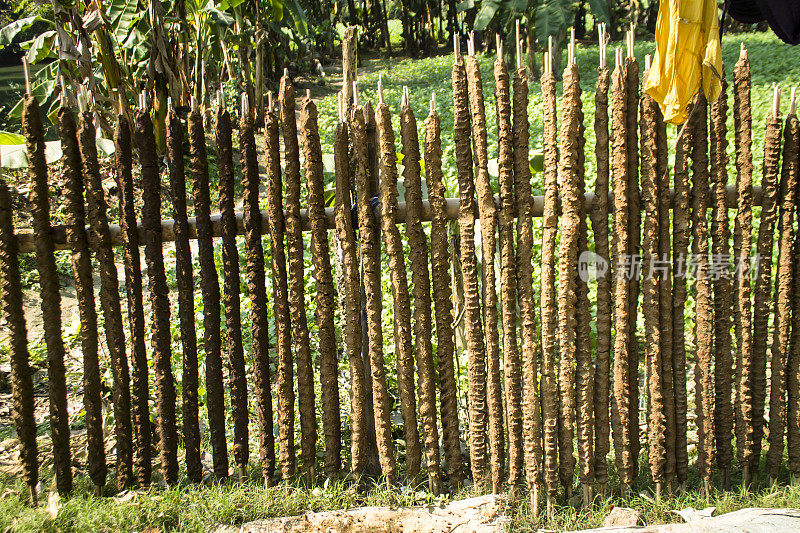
[22,56,31,95]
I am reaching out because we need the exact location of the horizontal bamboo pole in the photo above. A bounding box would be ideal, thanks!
[14,185,763,253]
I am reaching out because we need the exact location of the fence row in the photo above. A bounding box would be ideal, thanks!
[1,34,797,517]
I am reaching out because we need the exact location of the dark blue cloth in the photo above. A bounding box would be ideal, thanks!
[724,0,800,45]
[350,195,381,229]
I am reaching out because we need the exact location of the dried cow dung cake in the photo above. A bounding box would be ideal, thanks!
[0,178,38,503]
[189,108,228,480]
[733,51,756,483]
[592,63,613,497]
[60,107,105,494]
[166,111,200,483]
[376,99,421,480]
[711,74,734,488]
[301,98,340,484]
[688,93,714,495]
[540,59,560,509]
[216,106,249,480]
[280,74,317,482]
[265,105,294,482]
[494,50,522,500]
[453,48,488,488]
[514,60,543,511]
[425,102,462,490]
[349,107,383,479]
[466,51,504,492]
[240,105,275,485]
[79,106,130,490]
[136,109,179,485]
[400,98,441,494]
[672,106,691,489]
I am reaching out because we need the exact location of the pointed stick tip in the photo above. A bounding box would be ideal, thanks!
[21,56,31,96]
[241,92,249,116]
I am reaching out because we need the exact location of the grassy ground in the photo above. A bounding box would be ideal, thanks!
[4,468,800,532]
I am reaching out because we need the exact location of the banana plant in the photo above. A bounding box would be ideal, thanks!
[472,0,611,47]
[1,0,312,137]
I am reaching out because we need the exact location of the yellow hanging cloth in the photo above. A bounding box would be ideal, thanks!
[645,0,723,124]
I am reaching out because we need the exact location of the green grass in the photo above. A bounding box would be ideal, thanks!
[4,469,800,532]
[0,473,457,532]
[509,484,800,531]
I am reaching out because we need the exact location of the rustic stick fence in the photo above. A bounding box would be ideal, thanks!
[3,30,799,515]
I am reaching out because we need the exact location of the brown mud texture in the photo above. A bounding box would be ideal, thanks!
[757,110,782,479]
[216,107,249,478]
[25,96,72,494]
[672,112,691,486]
[733,53,755,475]
[361,102,381,476]
[61,108,105,491]
[787,113,800,478]
[265,108,294,481]
[540,68,560,502]
[575,84,593,494]
[641,82,664,486]
[280,75,317,482]
[188,109,228,480]
[424,107,462,490]
[610,62,634,491]
[656,99,676,487]
[166,112,200,483]
[688,94,714,486]
[302,99,340,482]
[625,57,641,479]
[0,178,38,497]
[624,57,642,479]
[116,114,151,486]
[514,64,542,499]
[361,102,384,478]
[345,110,377,479]
[377,101,422,480]
[495,55,522,498]
[591,66,612,491]
[466,54,504,492]
[556,62,581,494]
[240,109,275,484]
[767,110,793,480]
[136,110,178,485]
[400,102,441,493]
[78,107,130,490]
[710,75,734,478]
[453,52,488,487]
